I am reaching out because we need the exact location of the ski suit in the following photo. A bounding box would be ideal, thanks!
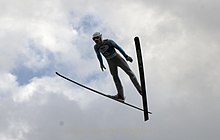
[94,39,141,98]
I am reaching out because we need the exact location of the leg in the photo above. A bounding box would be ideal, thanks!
[117,55,142,95]
[107,60,124,98]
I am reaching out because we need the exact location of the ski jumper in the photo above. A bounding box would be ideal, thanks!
[94,39,141,98]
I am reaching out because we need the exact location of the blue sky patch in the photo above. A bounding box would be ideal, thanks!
[11,40,56,86]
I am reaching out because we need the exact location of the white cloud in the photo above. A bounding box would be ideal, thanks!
[0,0,220,140]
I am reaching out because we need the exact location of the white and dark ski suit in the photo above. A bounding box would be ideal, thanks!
[94,39,141,98]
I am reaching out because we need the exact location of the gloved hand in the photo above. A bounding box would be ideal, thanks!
[100,64,106,71]
[126,56,133,62]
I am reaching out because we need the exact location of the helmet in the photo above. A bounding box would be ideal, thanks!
[92,32,102,39]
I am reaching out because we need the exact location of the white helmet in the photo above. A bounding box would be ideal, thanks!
[92,32,102,39]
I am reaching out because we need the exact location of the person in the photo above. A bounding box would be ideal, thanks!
[92,32,142,101]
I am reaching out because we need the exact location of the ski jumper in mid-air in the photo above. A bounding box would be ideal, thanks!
[93,32,142,101]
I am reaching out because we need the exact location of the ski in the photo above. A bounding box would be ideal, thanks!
[134,37,150,121]
[56,72,148,112]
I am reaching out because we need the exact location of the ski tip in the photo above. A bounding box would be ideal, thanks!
[55,72,59,75]
[134,36,139,41]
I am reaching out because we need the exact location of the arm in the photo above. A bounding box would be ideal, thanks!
[94,45,106,71]
[109,40,128,58]
[109,40,133,62]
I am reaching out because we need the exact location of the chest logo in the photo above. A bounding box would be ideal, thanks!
[99,45,109,54]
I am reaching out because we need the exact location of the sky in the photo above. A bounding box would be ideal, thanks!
[0,0,220,140]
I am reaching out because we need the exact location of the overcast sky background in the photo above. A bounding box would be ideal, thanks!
[0,0,220,140]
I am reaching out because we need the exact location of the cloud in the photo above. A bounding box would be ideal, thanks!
[0,0,220,140]
[141,0,220,38]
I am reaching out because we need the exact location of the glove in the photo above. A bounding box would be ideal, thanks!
[126,56,133,62]
[100,64,106,71]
